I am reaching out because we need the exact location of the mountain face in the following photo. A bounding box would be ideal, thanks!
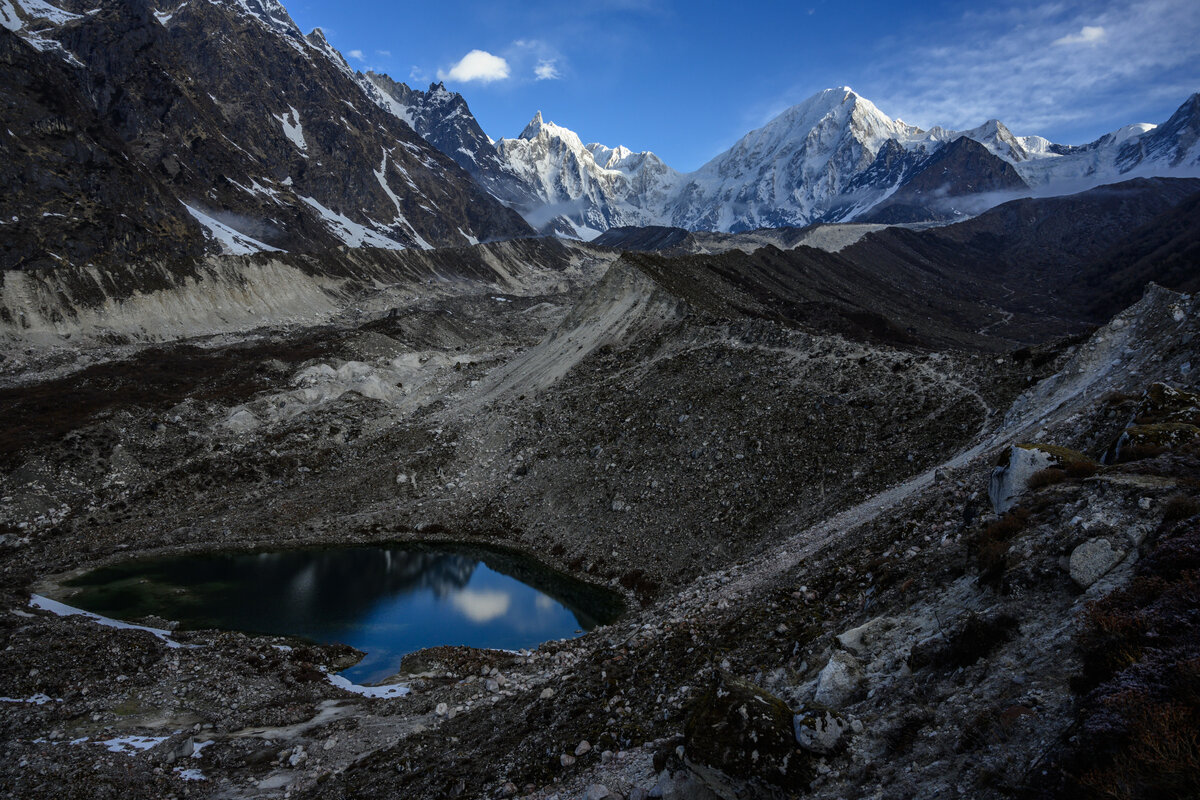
[0,0,530,271]
[358,73,536,210]
[493,112,681,238]
[858,136,1029,223]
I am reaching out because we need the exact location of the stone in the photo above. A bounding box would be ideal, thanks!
[989,444,1096,514]
[560,753,576,768]
[575,740,592,756]
[813,651,862,708]
[486,679,499,692]
[835,616,895,656]
[584,785,612,800]
[1136,383,1200,425]
[435,702,449,717]
[793,705,849,754]
[683,670,809,789]
[540,687,555,699]
[499,782,517,797]
[1070,538,1125,587]
[1117,423,1200,459]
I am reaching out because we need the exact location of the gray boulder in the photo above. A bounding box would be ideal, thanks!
[813,651,863,708]
[1069,538,1125,587]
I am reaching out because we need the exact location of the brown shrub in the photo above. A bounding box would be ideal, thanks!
[973,508,1030,589]
[1028,467,1068,489]
[1064,460,1100,479]
[1163,494,1200,524]
[1075,698,1200,800]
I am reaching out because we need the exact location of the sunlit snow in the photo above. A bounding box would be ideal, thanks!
[183,204,284,255]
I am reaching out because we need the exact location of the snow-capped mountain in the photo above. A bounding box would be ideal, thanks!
[0,0,530,271]
[493,112,681,239]
[659,87,1200,232]
[3,0,1196,260]
[666,88,930,231]
[462,86,1200,236]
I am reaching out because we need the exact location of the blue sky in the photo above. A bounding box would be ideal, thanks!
[285,0,1200,171]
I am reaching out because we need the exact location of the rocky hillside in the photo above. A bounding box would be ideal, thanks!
[0,0,531,274]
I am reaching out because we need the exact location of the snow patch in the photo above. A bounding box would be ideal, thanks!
[183,204,284,255]
[0,0,23,31]
[326,674,409,699]
[0,693,60,705]
[100,735,169,754]
[30,594,188,648]
[273,105,307,153]
[298,195,405,249]
[372,150,432,249]
[13,0,79,26]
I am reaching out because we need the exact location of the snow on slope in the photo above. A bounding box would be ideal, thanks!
[183,204,284,255]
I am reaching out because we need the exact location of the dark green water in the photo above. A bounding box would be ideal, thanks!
[62,543,623,684]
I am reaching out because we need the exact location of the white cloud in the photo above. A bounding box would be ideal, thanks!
[535,59,561,80]
[376,49,391,58]
[859,0,1200,138]
[437,49,511,83]
[347,49,365,61]
[1053,25,1106,46]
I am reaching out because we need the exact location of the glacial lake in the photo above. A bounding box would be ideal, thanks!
[59,543,624,684]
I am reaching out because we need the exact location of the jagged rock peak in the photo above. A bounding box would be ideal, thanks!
[516,111,587,149]
[212,0,302,36]
[520,111,545,140]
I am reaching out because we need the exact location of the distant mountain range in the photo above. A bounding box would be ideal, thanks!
[1,0,1197,273]
[438,86,1199,238]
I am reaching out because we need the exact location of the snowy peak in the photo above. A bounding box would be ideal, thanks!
[1099,123,1158,148]
[520,111,545,140]
[516,111,588,151]
[215,0,303,37]
[360,69,533,207]
[495,113,680,237]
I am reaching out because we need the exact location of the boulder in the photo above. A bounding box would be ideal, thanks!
[1116,423,1200,460]
[835,616,896,657]
[989,444,1096,513]
[1070,538,1125,587]
[813,651,863,708]
[793,704,850,755]
[683,671,807,789]
[1135,383,1200,426]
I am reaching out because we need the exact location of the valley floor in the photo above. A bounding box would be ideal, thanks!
[0,245,1197,800]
